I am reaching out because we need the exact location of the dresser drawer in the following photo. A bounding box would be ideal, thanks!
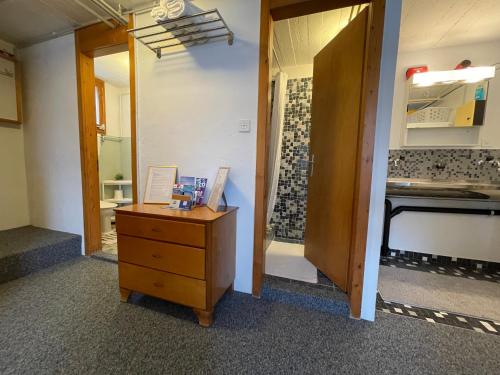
[116,214,206,248]
[118,235,205,279]
[119,262,206,309]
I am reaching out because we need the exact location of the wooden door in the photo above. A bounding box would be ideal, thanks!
[304,9,369,291]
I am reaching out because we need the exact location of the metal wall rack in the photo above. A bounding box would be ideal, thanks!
[128,9,234,59]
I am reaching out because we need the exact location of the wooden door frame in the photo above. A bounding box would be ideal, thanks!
[75,16,138,255]
[252,0,386,318]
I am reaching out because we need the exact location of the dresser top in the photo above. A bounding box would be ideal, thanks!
[115,204,238,223]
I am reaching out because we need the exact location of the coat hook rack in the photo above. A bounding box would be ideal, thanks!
[128,9,234,59]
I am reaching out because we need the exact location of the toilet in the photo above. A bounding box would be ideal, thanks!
[100,200,118,233]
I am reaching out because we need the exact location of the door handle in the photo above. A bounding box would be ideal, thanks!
[153,282,164,288]
[152,254,162,259]
[151,228,162,233]
[309,154,315,177]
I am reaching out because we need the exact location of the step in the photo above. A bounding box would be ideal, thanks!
[0,226,82,284]
[261,275,350,317]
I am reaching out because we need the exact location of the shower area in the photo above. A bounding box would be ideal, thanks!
[265,71,317,283]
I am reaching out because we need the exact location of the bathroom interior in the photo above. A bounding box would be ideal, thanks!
[94,51,132,255]
[264,4,368,285]
[376,3,500,329]
[266,0,500,330]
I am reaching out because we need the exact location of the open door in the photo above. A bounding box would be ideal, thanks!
[304,9,369,291]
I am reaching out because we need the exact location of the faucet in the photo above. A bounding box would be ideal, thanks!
[478,155,494,166]
[389,156,404,167]
[434,159,447,170]
[490,159,500,172]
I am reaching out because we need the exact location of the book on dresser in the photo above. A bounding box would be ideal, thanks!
[114,204,238,327]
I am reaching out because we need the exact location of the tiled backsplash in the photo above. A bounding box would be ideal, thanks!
[388,149,500,180]
[271,78,312,241]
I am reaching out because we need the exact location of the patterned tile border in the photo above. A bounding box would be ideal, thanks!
[377,293,500,336]
[388,149,500,180]
[380,255,500,284]
[101,229,117,255]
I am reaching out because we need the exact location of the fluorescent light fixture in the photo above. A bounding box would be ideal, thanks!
[412,66,496,87]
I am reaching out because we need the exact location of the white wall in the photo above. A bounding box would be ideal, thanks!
[389,197,500,262]
[20,35,84,239]
[390,40,500,149]
[135,0,260,293]
[102,81,129,137]
[361,0,402,321]
[0,39,30,230]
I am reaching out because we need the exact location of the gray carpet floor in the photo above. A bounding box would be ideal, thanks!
[1,258,499,374]
[378,265,500,321]
[0,226,79,257]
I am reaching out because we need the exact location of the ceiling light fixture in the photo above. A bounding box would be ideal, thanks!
[412,66,495,87]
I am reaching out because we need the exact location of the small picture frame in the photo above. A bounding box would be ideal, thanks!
[143,166,177,204]
[207,167,230,212]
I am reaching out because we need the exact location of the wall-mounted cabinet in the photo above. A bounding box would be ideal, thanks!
[0,54,22,124]
[400,75,491,148]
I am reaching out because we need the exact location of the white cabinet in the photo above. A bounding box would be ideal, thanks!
[0,55,21,124]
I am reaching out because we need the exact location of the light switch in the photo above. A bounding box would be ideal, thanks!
[239,119,251,133]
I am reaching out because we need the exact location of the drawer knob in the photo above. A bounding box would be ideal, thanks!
[153,282,164,288]
[152,254,162,259]
[151,228,162,233]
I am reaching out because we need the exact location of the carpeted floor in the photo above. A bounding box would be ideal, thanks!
[378,265,500,321]
[1,258,499,374]
[0,226,80,258]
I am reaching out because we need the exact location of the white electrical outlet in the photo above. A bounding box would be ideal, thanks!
[239,119,251,133]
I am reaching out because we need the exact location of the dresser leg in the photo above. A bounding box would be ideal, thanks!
[193,308,214,327]
[120,288,131,302]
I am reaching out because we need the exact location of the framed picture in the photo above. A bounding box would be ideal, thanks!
[143,166,177,204]
[207,167,230,212]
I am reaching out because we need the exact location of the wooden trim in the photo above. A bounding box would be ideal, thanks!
[128,14,138,204]
[75,21,138,255]
[348,0,386,318]
[252,0,273,297]
[271,0,367,20]
[75,37,101,253]
[76,20,128,57]
[95,78,106,135]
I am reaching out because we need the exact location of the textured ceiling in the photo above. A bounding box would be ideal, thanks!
[94,51,130,88]
[399,0,500,52]
[272,5,367,69]
[273,0,500,69]
[0,0,151,47]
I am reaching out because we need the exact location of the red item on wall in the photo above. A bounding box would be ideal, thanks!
[406,66,428,80]
[454,60,472,70]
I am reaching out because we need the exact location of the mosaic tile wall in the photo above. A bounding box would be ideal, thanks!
[388,149,500,180]
[271,78,312,241]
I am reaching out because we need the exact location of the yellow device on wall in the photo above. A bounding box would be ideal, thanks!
[454,100,486,127]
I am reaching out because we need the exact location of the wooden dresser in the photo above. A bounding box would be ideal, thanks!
[115,204,237,327]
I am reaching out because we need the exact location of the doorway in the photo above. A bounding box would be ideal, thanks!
[265,5,368,285]
[75,18,137,256]
[253,0,386,318]
[94,51,133,257]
